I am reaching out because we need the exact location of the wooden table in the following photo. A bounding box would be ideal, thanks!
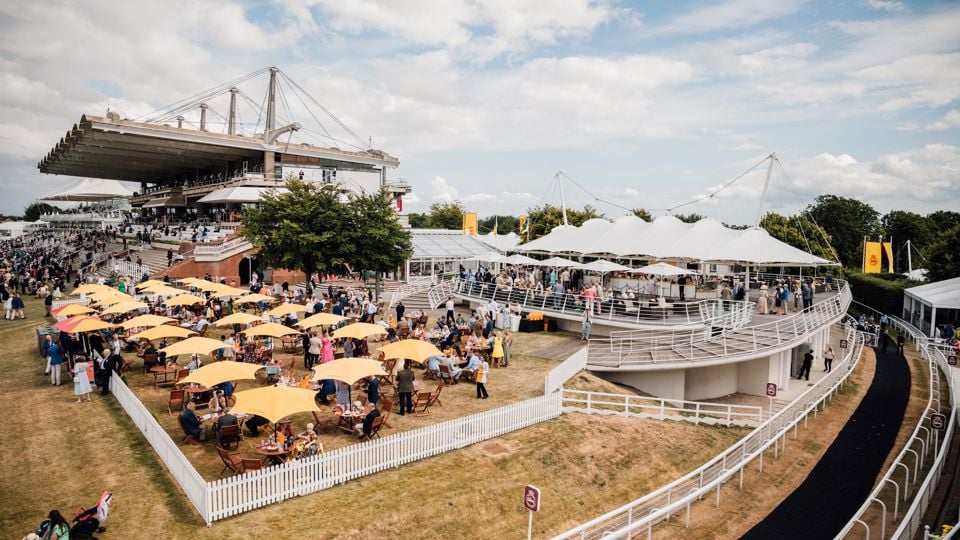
[254,446,291,466]
[184,384,212,407]
[149,365,178,389]
[335,412,365,434]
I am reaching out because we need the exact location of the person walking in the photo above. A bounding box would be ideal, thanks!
[307,330,322,369]
[897,334,905,355]
[476,356,490,399]
[73,356,94,403]
[799,349,814,381]
[581,309,593,340]
[10,292,25,319]
[445,296,455,323]
[48,339,65,386]
[720,282,732,312]
[396,360,415,415]
[824,346,834,372]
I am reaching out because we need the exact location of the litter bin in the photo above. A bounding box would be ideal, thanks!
[36,326,60,357]
[510,314,521,332]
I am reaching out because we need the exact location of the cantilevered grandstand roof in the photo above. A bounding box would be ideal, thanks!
[410,229,497,262]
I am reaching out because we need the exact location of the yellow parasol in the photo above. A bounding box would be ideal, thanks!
[311,358,387,385]
[100,301,150,316]
[119,314,176,330]
[93,294,134,306]
[135,279,167,290]
[191,280,226,292]
[131,325,196,341]
[176,277,206,286]
[178,362,264,388]
[235,293,276,304]
[71,283,112,296]
[297,312,347,329]
[378,339,444,363]
[332,323,387,340]
[159,336,228,357]
[69,318,119,333]
[230,385,321,423]
[266,303,307,317]
[53,304,96,317]
[241,322,300,338]
[164,294,206,307]
[213,312,263,327]
[142,286,187,297]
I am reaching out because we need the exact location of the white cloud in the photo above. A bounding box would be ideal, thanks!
[867,0,905,13]
[926,109,960,131]
[431,176,459,202]
[660,0,804,34]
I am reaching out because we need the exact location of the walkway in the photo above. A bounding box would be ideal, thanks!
[743,346,911,539]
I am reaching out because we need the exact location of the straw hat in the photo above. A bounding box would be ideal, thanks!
[760,284,768,290]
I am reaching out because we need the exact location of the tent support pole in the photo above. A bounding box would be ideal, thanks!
[754,153,776,228]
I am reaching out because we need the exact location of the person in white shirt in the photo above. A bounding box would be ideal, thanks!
[445,297,455,323]
[366,301,378,322]
[194,317,210,333]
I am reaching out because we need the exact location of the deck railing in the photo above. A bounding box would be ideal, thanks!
[193,237,252,262]
[561,389,764,427]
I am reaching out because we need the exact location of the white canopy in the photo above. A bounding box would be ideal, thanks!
[41,178,135,202]
[539,256,582,268]
[519,215,836,266]
[466,252,509,263]
[197,186,288,204]
[632,262,698,276]
[479,231,520,251]
[503,254,540,265]
[579,259,633,274]
[905,277,960,310]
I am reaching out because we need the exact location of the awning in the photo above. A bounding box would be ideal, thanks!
[40,178,136,202]
[142,196,187,208]
[196,186,288,204]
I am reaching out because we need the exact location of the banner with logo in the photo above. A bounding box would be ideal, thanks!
[882,241,894,273]
[518,215,529,237]
[863,241,883,273]
[462,211,478,237]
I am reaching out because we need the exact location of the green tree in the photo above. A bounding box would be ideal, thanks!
[241,180,352,280]
[524,204,602,241]
[927,210,960,233]
[759,212,836,262]
[673,212,705,224]
[882,210,935,271]
[806,195,880,268]
[926,224,960,282]
[343,190,413,301]
[406,212,429,228]
[631,208,653,222]
[426,202,465,229]
[478,215,518,234]
[23,202,61,221]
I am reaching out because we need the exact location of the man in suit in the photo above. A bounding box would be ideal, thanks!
[215,412,239,446]
[396,360,415,415]
[355,403,381,439]
[180,403,204,441]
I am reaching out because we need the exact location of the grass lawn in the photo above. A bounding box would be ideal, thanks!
[0,295,748,538]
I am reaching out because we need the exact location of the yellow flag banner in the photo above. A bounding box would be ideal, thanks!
[518,215,529,236]
[462,211,478,237]
[882,242,894,273]
[863,241,883,273]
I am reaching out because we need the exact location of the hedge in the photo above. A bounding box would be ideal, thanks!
[845,271,917,315]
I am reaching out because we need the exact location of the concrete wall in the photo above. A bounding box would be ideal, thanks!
[602,369,686,401]
[684,363,738,401]
[158,250,304,286]
[737,356,771,395]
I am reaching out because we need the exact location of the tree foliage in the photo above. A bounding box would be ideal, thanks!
[426,201,465,229]
[806,195,881,268]
[926,224,960,282]
[406,212,429,228]
[524,204,602,241]
[478,214,518,234]
[631,208,653,222]
[673,213,705,224]
[759,212,836,262]
[23,202,60,222]
[241,180,412,288]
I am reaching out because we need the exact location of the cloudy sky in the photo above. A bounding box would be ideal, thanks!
[1,0,958,225]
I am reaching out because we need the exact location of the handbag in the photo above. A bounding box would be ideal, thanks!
[45,356,51,375]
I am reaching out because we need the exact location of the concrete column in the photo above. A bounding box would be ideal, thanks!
[264,151,275,178]
[930,307,938,338]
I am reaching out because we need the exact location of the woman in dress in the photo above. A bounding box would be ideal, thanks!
[73,356,94,403]
[491,332,504,367]
[502,330,513,367]
[320,332,334,363]
[756,285,769,314]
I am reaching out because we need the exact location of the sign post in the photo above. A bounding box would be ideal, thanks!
[765,383,777,417]
[524,484,541,540]
[840,339,848,350]
[948,354,957,367]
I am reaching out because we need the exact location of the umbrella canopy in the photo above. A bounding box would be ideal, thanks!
[332,323,387,340]
[235,293,276,304]
[140,285,187,297]
[164,294,206,307]
[378,339,443,363]
[190,281,226,293]
[93,294,134,306]
[632,262,699,276]
[213,312,263,327]
[55,315,93,333]
[539,256,582,268]
[135,280,167,290]
[178,361,264,387]
[176,277,207,286]
[160,336,228,357]
[119,314,176,330]
[241,322,300,338]
[52,304,95,317]
[266,303,307,317]
[466,252,509,263]
[208,285,248,298]
[297,312,347,329]
[230,385,321,423]
[579,259,634,274]
[100,301,150,316]
[72,284,112,296]
[503,254,540,265]
[68,318,118,333]
[311,358,387,385]
[131,325,195,341]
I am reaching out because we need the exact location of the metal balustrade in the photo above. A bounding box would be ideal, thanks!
[561,388,765,427]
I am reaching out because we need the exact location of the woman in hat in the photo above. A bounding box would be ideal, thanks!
[756,284,769,314]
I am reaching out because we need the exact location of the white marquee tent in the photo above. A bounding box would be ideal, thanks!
[40,178,135,202]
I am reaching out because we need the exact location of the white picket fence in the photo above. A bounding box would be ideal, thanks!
[561,389,765,427]
[207,393,562,522]
[109,371,209,519]
[108,258,149,278]
[51,297,92,310]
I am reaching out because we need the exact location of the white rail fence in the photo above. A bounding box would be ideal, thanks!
[837,336,956,539]
[51,297,93,310]
[109,371,209,519]
[553,325,865,540]
[108,258,149,278]
[544,346,588,394]
[562,389,765,428]
[207,393,562,522]
[193,237,252,262]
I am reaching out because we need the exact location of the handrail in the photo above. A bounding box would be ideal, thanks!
[586,280,851,367]
[561,388,765,427]
[554,325,864,539]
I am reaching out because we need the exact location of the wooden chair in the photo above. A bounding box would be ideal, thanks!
[241,458,262,473]
[167,389,186,414]
[379,398,394,429]
[413,391,434,417]
[461,368,478,383]
[438,364,455,385]
[424,364,440,380]
[428,381,444,408]
[174,368,190,385]
[216,446,243,477]
[218,423,242,449]
[176,415,200,445]
[142,352,159,374]
[379,358,396,386]
[397,325,410,339]
[359,416,385,442]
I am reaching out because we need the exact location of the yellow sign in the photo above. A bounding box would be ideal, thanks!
[882,241,894,273]
[462,211,478,237]
[518,215,529,236]
[863,241,882,273]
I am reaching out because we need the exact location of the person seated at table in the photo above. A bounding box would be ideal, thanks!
[187,353,202,373]
[354,403,380,439]
[244,414,269,437]
[315,378,337,405]
[335,379,352,406]
[462,352,481,379]
[180,402,205,441]
[215,380,234,400]
[143,343,158,358]
[412,325,425,340]
[426,354,442,376]
[208,390,227,413]
[364,375,380,406]
[193,315,210,334]
[214,411,238,446]
[439,354,462,382]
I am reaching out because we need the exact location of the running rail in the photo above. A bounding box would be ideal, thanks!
[553,325,865,540]
[836,333,956,539]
